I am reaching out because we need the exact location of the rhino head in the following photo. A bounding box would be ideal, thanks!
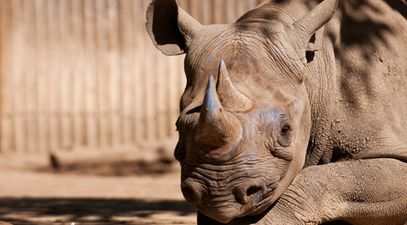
[146,0,337,223]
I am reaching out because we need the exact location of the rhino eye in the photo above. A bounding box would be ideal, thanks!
[277,122,292,147]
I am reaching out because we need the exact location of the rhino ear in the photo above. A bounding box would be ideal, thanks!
[291,0,337,61]
[146,0,202,56]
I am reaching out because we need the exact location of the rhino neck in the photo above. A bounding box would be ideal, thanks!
[302,24,341,167]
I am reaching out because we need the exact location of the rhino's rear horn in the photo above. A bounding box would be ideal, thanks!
[292,0,337,49]
[194,76,241,148]
[217,60,253,112]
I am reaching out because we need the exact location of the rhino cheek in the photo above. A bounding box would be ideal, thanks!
[268,127,311,204]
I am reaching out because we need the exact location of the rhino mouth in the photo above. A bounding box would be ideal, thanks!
[193,179,279,223]
[197,194,273,223]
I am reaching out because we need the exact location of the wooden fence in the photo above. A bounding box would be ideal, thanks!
[0,0,264,154]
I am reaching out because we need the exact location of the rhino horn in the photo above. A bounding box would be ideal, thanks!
[217,60,253,112]
[200,75,222,127]
[194,76,241,148]
[293,0,338,48]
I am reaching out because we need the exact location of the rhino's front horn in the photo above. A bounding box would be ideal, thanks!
[194,76,242,149]
[217,60,253,112]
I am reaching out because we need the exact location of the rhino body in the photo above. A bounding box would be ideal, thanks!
[146,0,407,224]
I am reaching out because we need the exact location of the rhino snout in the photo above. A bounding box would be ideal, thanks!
[181,177,268,222]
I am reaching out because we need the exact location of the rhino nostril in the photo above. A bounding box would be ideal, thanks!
[234,183,265,205]
[182,186,196,202]
[247,186,263,197]
[181,183,202,204]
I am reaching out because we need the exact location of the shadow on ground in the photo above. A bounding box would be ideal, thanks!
[40,158,178,177]
[34,148,178,177]
[0,197,195,225]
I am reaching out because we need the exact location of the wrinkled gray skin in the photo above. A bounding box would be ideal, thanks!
[146,0,407,224]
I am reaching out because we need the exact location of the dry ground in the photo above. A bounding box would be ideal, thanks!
[0,146,196,225]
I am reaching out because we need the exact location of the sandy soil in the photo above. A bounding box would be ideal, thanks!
[0,149,196,225]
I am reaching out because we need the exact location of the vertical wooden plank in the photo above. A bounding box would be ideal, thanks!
[9,0,16,153]
[133,0,144,144]
[145,34,156,141]
[155,54,166,140]
[106,0,121,146]
[67,0,77,149]
[0,0,3,152]
[225,0,237,23]
[137,0,155,143]
[140,0,150,142]
[213,0,225,23]
[0,0,13,153]
[83,0,98,147]
[162,54,174,140]
[167,55,179,139]
[119,0,134,145]
[46,0,62,150]
[59,0,73,149]
[22,0,39,153]
[47,0,59,152]
[95,0,111,147]
[34,0,48,153]
[200,0,211,24]
[71,0,86,147]
[189,0,201,19]
[10,0,27,153]
[19,0,29,153]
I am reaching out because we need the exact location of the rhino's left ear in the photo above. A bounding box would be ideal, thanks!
[291,0,338,62]
[146,0,202,56]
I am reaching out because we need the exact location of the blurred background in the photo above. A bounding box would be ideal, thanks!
[0,0,265,224]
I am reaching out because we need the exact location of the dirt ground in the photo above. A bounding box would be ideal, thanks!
[0,146,196,225]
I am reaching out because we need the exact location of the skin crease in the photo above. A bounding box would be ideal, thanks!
[146,0,407,224]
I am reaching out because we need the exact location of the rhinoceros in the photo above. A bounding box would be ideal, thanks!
[146,0,407,224]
